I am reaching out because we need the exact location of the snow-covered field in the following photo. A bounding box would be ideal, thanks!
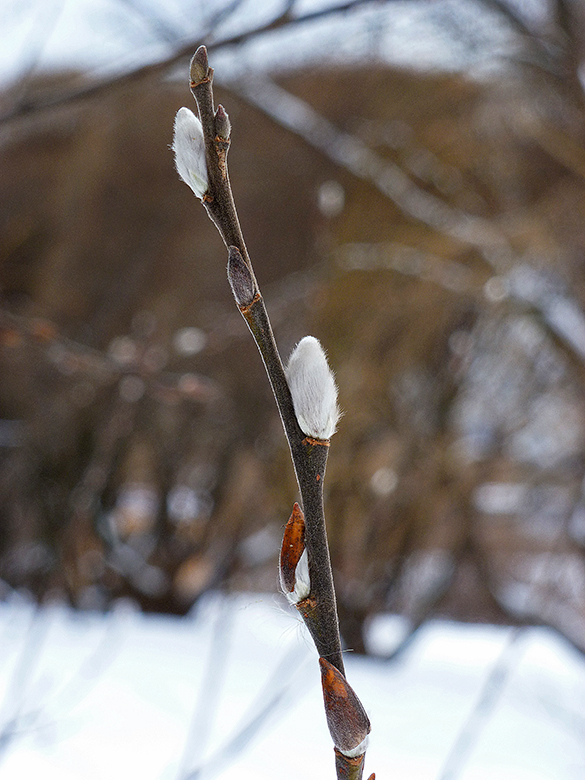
[0,592,584,779]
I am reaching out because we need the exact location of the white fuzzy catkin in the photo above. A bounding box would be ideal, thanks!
[283,548,311,605]
[172,107,208,198]
[285,336,339,440]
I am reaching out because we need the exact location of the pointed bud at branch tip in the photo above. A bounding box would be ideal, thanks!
[285,336,340,440]
[172,107,208,199]
[215,105,231,140]
[279,503,310,603]
[190,46,209,84]
[227,247,257,307]
[320,658,371,756]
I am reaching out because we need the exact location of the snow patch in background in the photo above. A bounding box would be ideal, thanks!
[0,593,584,779]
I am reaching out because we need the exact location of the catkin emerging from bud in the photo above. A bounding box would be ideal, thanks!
[172,107,208,199]
[285,336,339,440]
[279,503,310,604]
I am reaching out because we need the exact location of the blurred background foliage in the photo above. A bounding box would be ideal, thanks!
[2,0,585,656]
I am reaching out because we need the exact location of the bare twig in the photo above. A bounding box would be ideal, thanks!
[182,634,310,780]
[229,76,513,272]
[0,606,49,762]
[177,594,234,779]
[436,627,524,780]
[114,0,181,44]
[0,606,123,759]
[188,45,345,677]
[0,0,376,126]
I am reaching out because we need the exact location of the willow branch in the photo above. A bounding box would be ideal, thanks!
[188,45,345,676]
[174,46,376,777]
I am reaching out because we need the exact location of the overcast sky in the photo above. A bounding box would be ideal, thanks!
[0,0,533,90]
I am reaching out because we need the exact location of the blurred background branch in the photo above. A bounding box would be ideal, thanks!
[2,0,585,670]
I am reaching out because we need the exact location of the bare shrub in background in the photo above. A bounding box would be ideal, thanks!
[1,0,585,661]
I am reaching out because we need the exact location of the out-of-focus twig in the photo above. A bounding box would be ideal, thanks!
[229,75,513,272]
[436,626,524,780]
[0,0,377,126]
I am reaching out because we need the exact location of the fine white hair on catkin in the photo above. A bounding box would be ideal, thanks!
[282,548,311,605]
[172,107,208,199]
[285,336,340,440]
[339,735,369,758]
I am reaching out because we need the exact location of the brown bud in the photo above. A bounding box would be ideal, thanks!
[215,104,231,141]
[190,46,209,85]
[320,658,371,755]
[279,503,306,594]
[227,247,257,307]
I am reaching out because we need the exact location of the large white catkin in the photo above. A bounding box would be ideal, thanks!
[285,336,340,440]
[172,107,208,199]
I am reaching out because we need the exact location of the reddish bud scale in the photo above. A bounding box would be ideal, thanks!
[319,658,371,754]
[279,502,305,593]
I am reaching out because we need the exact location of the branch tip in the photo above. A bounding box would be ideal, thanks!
[190,45,210,85]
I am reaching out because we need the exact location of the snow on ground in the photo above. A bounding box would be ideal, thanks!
[0,592,584,779]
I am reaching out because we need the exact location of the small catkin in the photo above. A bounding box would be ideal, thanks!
[172,107,208,199]
[285,336,339,440]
